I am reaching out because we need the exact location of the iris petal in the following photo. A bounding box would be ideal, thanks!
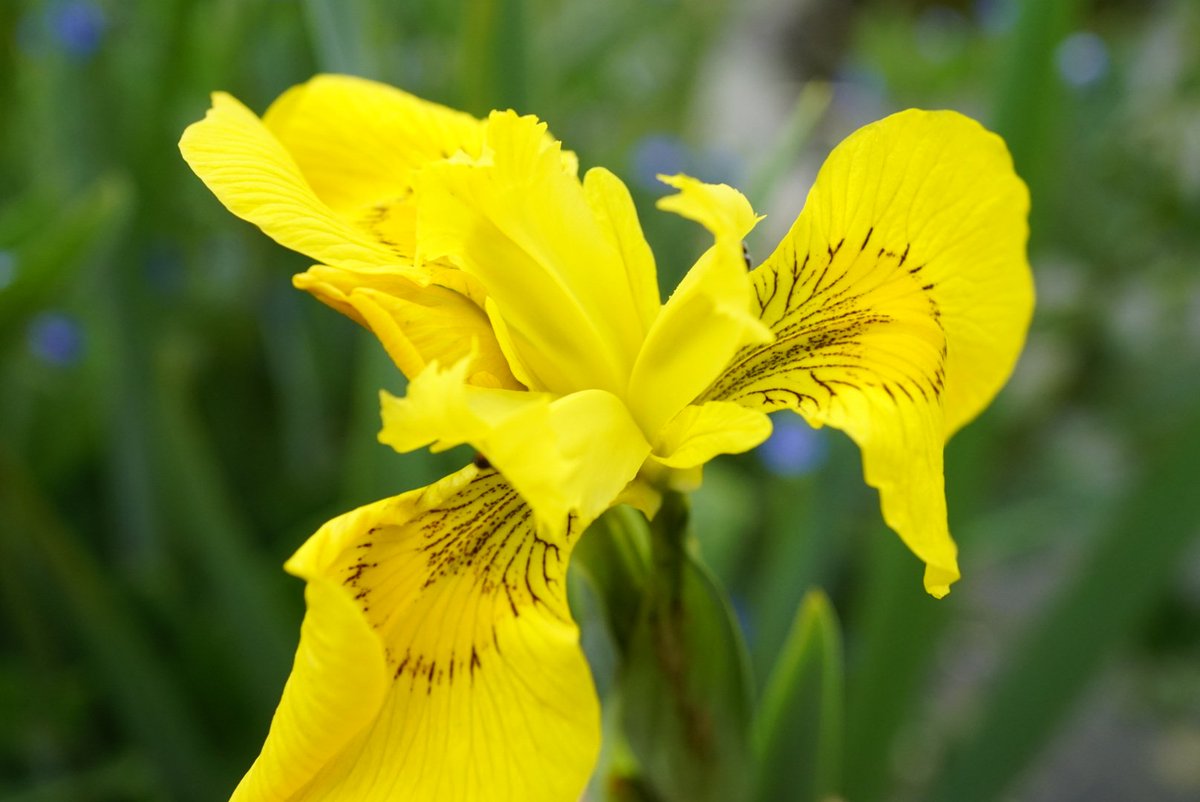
[232,466,600,801]
[294,265,520,388]
[626,175,772,436]
[378,356,651,535]
[180,91,400,268]
[263,74,485,245]
[416,111,653,396]
[652,401,773,470]
[705,110,1032,596]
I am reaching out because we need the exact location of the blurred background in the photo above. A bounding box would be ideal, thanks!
[1,0,1198,799]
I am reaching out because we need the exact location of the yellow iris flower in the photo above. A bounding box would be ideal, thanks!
[180,74,1032,801]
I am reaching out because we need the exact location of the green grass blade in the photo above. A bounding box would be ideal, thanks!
[753,589,844,802]
[460,0,529,114]
[990,0,1080,243]
[152,346,297,713]
[0,752,155,802]
[841,526,948,802]
[745,82,832,209]
[0,449,221,801]
[0,176,131,343]
[301,0,378,75]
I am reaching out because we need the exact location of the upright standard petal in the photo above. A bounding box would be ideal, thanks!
[583,167,662,334]
[626,175,773,436]
[232,466,600,802]
[416,111,656,396]
[704,110,1033,596]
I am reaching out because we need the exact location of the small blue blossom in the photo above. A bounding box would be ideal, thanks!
[49,1,106,59]
[27,312,84,366]
[974,0,1018,37]
[757,414,827,477]
[631,134,691,191]
[632,135,743,193]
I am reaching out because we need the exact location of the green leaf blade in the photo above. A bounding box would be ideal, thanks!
[753,589,844,802]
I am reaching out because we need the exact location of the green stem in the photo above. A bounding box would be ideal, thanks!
[647,490,690,604]
[619,488,755,801]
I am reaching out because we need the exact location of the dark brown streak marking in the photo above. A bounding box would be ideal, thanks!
[470,647,482,681]
[810,373,837,399]
[701,233,948,414]
[343,469,570,695]
[781,253,807,314]
[360,195,414,258]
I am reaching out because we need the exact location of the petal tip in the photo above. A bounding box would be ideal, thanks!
[923,561,960,599]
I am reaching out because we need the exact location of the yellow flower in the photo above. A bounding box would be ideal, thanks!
[180,75,1032,801]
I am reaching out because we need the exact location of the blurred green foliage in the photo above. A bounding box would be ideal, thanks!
[1,0,1199,800]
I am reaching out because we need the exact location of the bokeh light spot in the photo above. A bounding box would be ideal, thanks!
[1056,31,1109,88]
[0,251,16,290]
[632,134,691,191]
[757,414,827,477]
[27,311,84,365]
[50,1,106,58]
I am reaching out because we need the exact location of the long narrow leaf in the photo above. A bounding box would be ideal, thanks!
[753,589,844,802]
[0,449,221,801]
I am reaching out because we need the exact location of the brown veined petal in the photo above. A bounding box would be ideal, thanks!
[704,110,1033,596]
[231,465,600,802]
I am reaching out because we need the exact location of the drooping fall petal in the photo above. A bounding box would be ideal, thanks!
[231,466,600,802]
[705,110,1033,596]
